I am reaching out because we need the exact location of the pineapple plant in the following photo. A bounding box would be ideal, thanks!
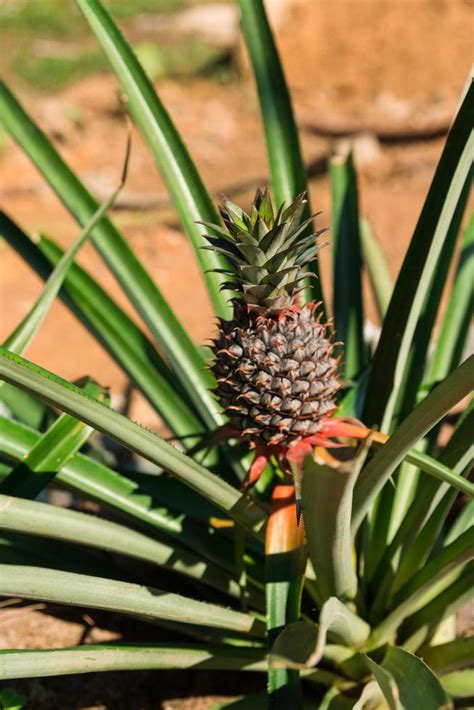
[0,0,472,708]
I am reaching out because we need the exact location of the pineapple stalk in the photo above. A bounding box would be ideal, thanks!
[266,485,306,708]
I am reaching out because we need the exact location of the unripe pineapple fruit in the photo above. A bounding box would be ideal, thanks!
[212,301,339,448]
[204,189,344,459]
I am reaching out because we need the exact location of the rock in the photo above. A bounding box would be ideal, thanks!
[334,132,383,167]
[132,4,240,48]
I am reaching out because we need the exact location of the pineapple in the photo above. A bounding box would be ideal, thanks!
[203,188,365,492]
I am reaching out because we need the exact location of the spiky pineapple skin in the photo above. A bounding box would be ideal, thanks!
[212,302,340,447]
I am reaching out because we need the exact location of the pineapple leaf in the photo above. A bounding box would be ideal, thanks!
[330,152,367,382]
[0,379,102,499]
[238,0,323,308]
[352,356,474,533]
[363,76,474,431]
[362,646,451,710]
[0,564,265,635]
[0,348,267,538]
[0,82,226,435]
[0,644,266,681]
[75,0,231,319]
[0,213,209,455]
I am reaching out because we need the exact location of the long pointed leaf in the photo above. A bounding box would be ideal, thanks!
[363,78,473,430]
[0,564,265,635]
[330,153,366,380]
[425,209,474,386]
[304,443,371,602]
[390,174,471,428]
[0,379,102,499]
[0,81,223,430]
[370,530,473,647]
[393,528,474,608]
[369,409,473,620]
[0,348,266,538]
[0,212,209,452]
[0,416,246,574]
[2,144,128,355]
[75,0,231,318]
[366,180,471,569]
[352,356,474,533]
[363,646,450,710]
[271,600,369,669]
[0,644,266,680]
[360,217,393,321]
[399,563,474,651]
[237,0,322,306]
[0,494,263,605]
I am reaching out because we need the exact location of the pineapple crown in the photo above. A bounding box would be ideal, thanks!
[202,188,326,314]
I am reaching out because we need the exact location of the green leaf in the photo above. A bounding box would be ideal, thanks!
[363,77,474,430]
[0,212,209,453]
[440,669,474,699]
[425,209,474,386]
[237,0,322,306]
[0,494,263,605]
[398,563,474,651]
[271,599,369,669]
[363,646,451,710]
[365,425,473,587]
[303,441,371,601]
[0,382,51,430]
[75,0,231,319]
[390,173,471,428]
[420,637,474,675]
[0,643,266,680]
[0,416,242,572]
[365,181,471,574]
[0,379,102,498]
[0,348,266,538]
[2,143,128,355]
[369,528,473,647]
[393,527,474,608]
[369,406,473,613]
[352,356,474,533]
[0,81,222,432]
[388,451,473,594]
[395,447,473,497]
[360,217,393,321]
[330,152,366,380]
[366,196,474,560]
[237,0,307,207]
[445,497,474,545]
[0,564,265,636]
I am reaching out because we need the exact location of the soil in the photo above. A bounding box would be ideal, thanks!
[0,1,472,707]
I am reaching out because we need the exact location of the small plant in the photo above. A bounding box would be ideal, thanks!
[0,1,472,707]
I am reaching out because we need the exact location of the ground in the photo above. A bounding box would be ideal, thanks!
[0,0,472,707]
